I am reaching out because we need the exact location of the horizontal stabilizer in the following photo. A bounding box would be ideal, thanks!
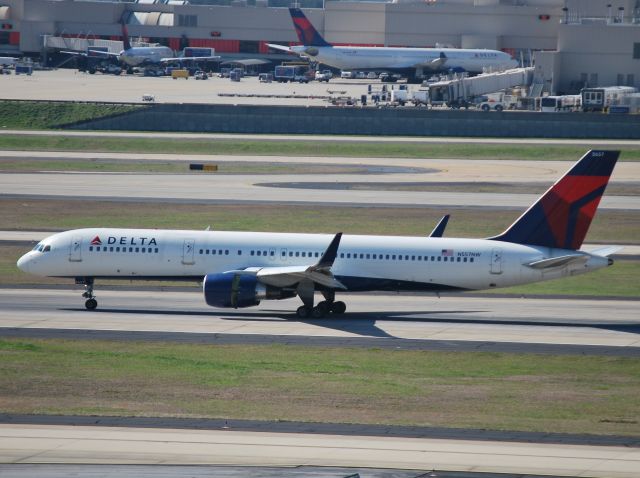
[584,245,624,257]
[524,254,588,269]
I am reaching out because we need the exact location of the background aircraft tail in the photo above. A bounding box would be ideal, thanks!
[289,8,332,47]
[120,12,132,51]
[490,150,619,250]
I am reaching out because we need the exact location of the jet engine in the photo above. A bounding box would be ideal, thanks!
[203,272,295,308]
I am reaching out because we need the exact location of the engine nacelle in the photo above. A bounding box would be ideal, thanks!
[203,272,295,309]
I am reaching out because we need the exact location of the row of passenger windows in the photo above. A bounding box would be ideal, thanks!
[89,246,159,254]
[197,248,475,263]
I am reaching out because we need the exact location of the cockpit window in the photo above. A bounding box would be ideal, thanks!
[32,242,42,251]
[43,245,51,252]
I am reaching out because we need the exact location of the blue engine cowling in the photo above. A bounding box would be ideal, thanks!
[204,273,262,308]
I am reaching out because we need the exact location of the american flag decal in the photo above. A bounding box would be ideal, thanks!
[441,249,453,257]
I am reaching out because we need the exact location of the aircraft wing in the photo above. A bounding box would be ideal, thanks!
[61,50,119,58]
[160,56,221,64]
[415,52,447,70]
[524,254,588,269]
[266,43,293,53]
[225,233,346,290]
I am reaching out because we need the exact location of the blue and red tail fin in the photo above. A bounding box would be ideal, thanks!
[489,150,619,250]
[289,8,331,47]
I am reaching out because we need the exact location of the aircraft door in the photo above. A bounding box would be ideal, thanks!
[182,239,195,265]
[490,248,502,274]
[69,236,82,262]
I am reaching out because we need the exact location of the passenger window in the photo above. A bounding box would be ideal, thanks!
[135,248,139,253]
[257,251,261,256]
[226,250,229,255]
[392,255,396,260]
[302,252,306,257]
[463,257,467,262]
[366,254,370,259]
[199,249,203,254]
[347,253,351,258]
[289,252,293,257]
[270,251,274,256]
[89,246,93,251]
[386,254,390,260]
[399,255,402,261]
[411,255,415,261]
[238,250,242,255]
[437,257,441,261]
[295,252,299,257]
[155,248,159,253]
[457,257,461,262]
[470,258,474,263]
[340,253,344,258]
[359,254,364,259]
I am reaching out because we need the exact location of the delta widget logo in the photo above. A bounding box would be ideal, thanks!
[90,236,102,246]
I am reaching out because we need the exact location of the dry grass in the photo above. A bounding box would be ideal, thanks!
[1,339,639,436]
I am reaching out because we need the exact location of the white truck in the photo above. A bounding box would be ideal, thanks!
[389,88,429,106]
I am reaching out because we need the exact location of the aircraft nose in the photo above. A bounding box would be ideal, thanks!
[17,253,32,273]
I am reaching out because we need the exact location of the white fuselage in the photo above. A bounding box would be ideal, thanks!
[18,228,608,294]
[119,47,174,66]
[291,46,518,74]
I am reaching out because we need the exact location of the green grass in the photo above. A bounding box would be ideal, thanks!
[0,102,140,129]
[486,260,640,297]
[2,199,638,244]
[0,133,639,160]
[1,338,639,435]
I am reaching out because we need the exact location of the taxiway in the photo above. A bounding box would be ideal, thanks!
[1,288,638,350]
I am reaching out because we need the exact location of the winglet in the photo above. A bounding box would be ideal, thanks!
[316,233,342,269]
[429,215,450,238]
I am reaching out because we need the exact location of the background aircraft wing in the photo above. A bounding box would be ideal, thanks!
[415,52,447,70]
[160,55,221,63]
[266,43,293,53]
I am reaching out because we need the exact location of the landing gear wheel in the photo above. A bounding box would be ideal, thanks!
[330,301,346,315]
[296,306,311,319]
[85,298,98,310]
[311,303,328,319]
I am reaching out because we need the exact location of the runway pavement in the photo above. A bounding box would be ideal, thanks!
[1,288,638,350]
[1,171,637,210]
[1,424,639,477]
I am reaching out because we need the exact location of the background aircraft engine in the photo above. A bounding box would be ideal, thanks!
[203,273,295,308]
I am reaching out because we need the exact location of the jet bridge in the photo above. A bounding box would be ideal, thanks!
[428,67,534,108]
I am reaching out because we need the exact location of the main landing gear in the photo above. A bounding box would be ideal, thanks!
[78,278,97,310]
[295,289,346,319]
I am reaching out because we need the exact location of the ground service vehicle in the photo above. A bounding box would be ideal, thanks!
[171,69,189,79]
[581,86,637,112]
[315,70,332,82]
[274,65,310,83]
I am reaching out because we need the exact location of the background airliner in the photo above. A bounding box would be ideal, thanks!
[64,17,219,70]
[269,8,518,82]
[17,151,620,318]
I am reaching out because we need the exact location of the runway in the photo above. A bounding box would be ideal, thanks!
[1,288,638,350]
[2,424,639,478]
[1,171,637,210]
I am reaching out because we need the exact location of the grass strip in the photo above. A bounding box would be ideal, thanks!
[0,102,140,129]
[1,338,638,436]
[2,199,638,244]
[0,134,639,160]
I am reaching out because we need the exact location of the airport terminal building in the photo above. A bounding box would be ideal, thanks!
[0,0,639,94]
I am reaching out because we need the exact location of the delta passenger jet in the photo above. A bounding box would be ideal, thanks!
[17,151,620,318]
[268,8,518,81]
